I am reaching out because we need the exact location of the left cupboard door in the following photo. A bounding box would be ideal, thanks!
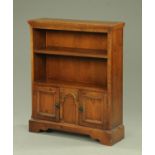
[32,86,60,121]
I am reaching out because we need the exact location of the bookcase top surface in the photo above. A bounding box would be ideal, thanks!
[28,18,125,32]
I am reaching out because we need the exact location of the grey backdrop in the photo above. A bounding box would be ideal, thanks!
[14,0,142,154]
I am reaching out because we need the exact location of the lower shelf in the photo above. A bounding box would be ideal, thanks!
[29,119,124,146]
[33,79,107,92]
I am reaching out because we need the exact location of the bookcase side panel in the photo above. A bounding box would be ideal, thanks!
[111,28,123,128]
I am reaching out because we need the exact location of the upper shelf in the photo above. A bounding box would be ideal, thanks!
[34,47,108,59]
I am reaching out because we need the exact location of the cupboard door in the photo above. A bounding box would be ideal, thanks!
[33,86,60,121]
[79,90,107,129]
[60,88,78,124]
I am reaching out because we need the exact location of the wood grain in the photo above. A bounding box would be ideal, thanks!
[46,55,107,88]
[79,90,107,129]
[46,30,107,50]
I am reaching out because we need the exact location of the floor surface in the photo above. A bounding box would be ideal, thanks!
[14,108,141,155]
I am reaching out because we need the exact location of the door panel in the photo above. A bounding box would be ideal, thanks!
[79,90,107,129]
[60,88,78,124]
[33,86,60,121]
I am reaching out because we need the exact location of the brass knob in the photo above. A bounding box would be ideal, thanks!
[79,106,83,112]
[55,103,60,109]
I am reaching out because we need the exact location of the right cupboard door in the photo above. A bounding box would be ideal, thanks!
[79,90,107,129]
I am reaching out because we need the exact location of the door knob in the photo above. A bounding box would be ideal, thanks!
[55,103,60,109]
[79,106,83,112]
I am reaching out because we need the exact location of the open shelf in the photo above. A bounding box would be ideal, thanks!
[34,54,107,91]
[33,29,108,91]
[34,47,107,59]
[33,29,108,59]
[33,79,107,92]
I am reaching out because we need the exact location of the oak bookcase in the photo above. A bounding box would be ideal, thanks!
[28,18,125,146]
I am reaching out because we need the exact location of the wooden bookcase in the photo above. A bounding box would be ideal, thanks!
[28,18,125,146]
